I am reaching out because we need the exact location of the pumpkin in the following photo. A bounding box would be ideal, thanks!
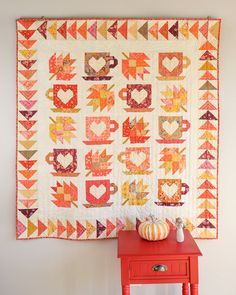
[138,215,170,241]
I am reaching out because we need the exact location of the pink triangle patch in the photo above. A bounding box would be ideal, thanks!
[19,100,37,110]
[116,218,125,233]
[17,220,27,237]
[88,21,97,39]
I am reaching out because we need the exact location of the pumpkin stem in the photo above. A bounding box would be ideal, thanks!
[149,214,156,223]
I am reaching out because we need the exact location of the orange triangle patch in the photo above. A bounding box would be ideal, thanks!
[78,21,87,39]
[199,41,216,50]
[57,220,66,237]
[67,221,76,238]
[159,22,168,39]
[18,169,37,179]
[149,22,158,39]
[189,21,199,38]
[19,71,37,80]
[18,40,37,49]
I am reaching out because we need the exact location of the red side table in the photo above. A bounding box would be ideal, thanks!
[118,230,202,295]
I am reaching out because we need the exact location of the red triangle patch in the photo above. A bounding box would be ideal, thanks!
[198,180,216,189]
[18,19,35,30]
[19,120,36,130]
[18,160,37,169]
[58,22,67,39]
[76,221,86,238]
[197,209,215,219]
[68,21,77,39]
[57,220,66,237]
[118,21,128,39]
[18,30,36,40]
[38,220,47,236]
[199,71,216,80]
[106,219,116,236]
[198,190,216,199]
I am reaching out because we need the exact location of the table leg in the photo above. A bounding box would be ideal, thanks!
[190,284,198,295]
[182,283,189,295]
[122,285,130,295]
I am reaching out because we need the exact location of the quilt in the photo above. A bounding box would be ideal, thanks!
[16,18,221,240]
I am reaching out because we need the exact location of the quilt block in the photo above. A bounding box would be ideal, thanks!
[16,18,221,240]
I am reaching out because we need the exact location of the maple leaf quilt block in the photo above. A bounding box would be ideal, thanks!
[16,18,220,240]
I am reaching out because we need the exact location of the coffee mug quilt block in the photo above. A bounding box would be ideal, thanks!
[16,18,220,240]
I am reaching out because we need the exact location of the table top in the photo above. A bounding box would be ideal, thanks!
[118,230,202,257]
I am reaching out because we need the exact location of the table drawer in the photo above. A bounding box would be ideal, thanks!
[129,259,188,279]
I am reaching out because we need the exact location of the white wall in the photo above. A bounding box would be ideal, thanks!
[1,1,236,294]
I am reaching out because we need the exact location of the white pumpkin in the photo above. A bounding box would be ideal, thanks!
[138,215,170,241]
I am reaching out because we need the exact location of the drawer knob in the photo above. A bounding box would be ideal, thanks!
[152,264,168,272]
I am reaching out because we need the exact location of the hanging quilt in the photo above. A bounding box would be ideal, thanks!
[16,18,221,240]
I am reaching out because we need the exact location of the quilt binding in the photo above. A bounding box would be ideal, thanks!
[16,17,221,240]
